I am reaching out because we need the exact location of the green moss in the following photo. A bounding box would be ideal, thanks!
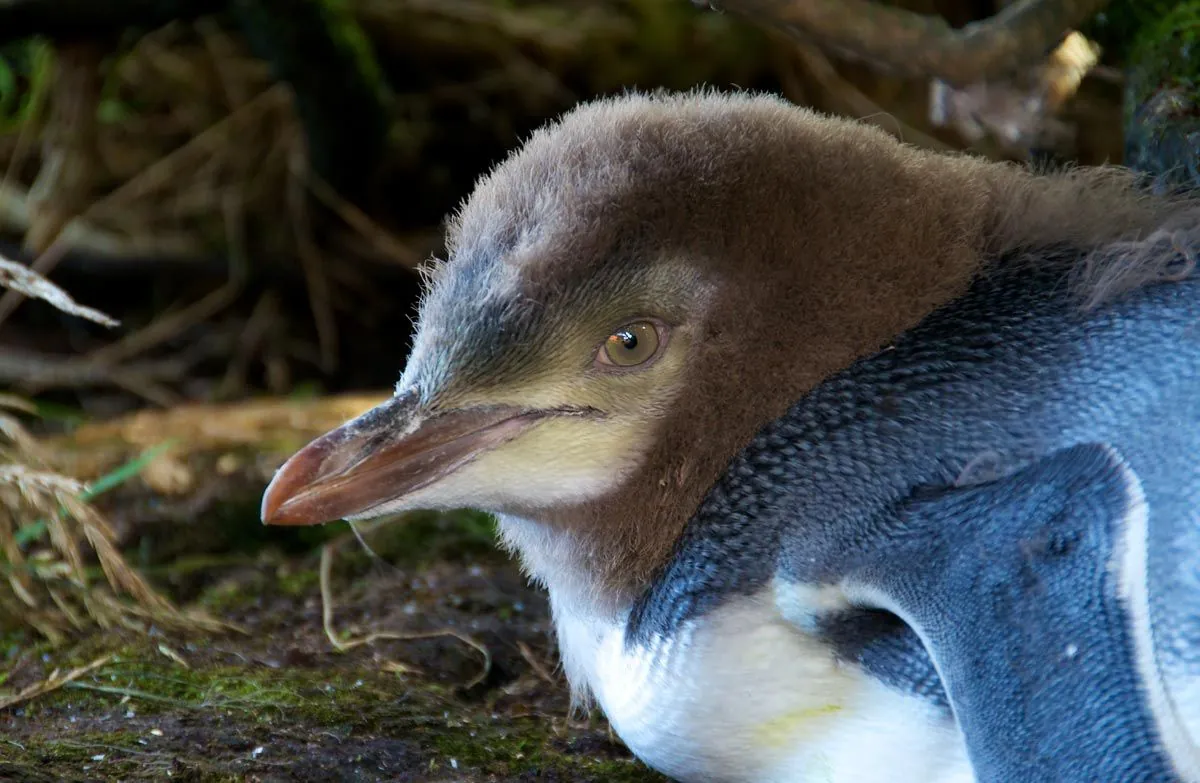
[1,627,38,657]
[196,569,270,613]
[33,636,444,730]
[187,508,498,612]
[1081,0,1186,64]
[1122,1,1200,185]
[8,637,662,780]
[275,564,320,597]
[0,731,148,778]
[428,721,660,781]
[1126,1,1200,107]
[23,644,424,724]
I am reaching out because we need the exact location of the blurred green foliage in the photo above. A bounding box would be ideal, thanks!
[1082,0,1188,64]
[0,40,52,133]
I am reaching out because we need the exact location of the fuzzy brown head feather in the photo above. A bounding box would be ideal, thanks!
[263,88,1197,615]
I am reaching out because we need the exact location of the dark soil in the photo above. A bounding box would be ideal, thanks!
[0,514,668,782]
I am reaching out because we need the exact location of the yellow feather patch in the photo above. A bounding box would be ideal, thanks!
[754,703,845,749]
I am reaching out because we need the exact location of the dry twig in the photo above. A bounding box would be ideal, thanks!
[305,172,422,269]
[517,640,559,686]
[287,135,338,373]
[0,653,114,711]
[318,538,492,689]
[0,251,117,327]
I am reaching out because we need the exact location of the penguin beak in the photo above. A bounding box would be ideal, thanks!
[260,391,550,526]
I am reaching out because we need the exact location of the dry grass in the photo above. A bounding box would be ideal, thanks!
[0,394,233,643]
[0,253,118,327]
[0,23,300,264]
[0,15,433,400]
[0,265,232,643]
[0,652,113,710]
[0,3,993,268]
[0,10,488,270]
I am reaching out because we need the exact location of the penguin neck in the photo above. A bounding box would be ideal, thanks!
[494,511,637,623]
[493,510,640,703]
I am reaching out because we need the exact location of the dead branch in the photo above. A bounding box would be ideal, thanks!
[786,39,953,151]
[0,184,201,259]
[0,349,189,402]
[713,0,1110,86]
[82,262,245,368]
[305,172,423,270]
[287,138,338,373]
[24,42,107,255]
[929,29,1099,153]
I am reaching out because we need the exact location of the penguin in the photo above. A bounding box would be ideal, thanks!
[260,90,1200,782]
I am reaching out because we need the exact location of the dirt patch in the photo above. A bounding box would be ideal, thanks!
[1,514,666,782]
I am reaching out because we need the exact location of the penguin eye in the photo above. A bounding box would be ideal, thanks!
[598,321,662,368]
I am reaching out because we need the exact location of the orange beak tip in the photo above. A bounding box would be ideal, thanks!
[259,446,330,527]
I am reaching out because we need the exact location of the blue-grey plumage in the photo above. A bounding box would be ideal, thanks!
[849,444,1180,783]
[624,258,1200,781]
[260,91,1200,783]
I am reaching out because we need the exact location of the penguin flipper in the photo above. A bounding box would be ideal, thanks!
[848,443,1199,783]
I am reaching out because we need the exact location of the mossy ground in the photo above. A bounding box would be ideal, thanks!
[1,511,666,782]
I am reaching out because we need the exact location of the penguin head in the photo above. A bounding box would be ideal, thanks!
[261,89,1190,603]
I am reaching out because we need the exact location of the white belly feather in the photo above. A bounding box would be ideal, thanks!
[553,588,975,783]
